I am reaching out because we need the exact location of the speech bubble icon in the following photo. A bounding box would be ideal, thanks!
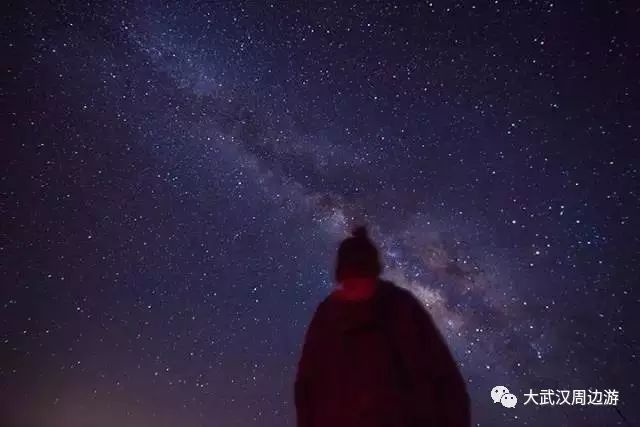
[491,386,509,403]
[501,393,518,408]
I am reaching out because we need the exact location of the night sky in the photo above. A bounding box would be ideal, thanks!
[3,1,640,426]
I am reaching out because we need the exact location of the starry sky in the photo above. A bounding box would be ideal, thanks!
[3,1,639,426]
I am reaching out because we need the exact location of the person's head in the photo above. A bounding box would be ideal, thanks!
[334,225,383,286]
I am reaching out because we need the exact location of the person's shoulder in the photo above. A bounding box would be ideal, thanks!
[378,279,433,321]
[313,292,338,318]
[378,279,420,305]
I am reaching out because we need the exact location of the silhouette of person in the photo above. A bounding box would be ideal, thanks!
[295,225,471,427]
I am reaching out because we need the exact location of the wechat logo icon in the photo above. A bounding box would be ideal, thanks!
[491,385,518,408]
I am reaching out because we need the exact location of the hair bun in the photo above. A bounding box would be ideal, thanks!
[352,225,369,239]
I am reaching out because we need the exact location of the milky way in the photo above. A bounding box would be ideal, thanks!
[4,1,639,426]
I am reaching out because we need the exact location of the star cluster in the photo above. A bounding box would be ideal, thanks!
[4,1,639,426]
